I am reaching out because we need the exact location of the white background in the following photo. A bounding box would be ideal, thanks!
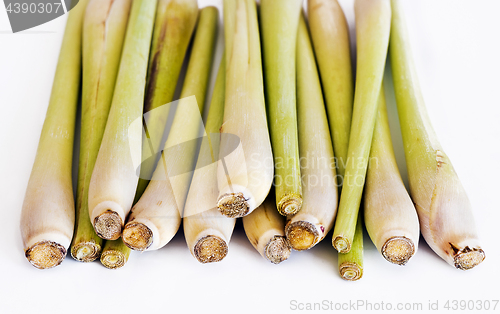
[1,1,499,313]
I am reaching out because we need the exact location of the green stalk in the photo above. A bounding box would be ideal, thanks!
[134,0,199,201]
[88,0,157,240]
[100,238,130,269]
[260,0,303,216]
[216,0,274,218]
[332,0,391,253]
[70,0,131,263]
[285,14,338,251]
[390,0,484,270]
[363,85,420,265]
[338,215,364,281]
[20,0,89,269]
[122,6,218,251]
[308,0,354,179]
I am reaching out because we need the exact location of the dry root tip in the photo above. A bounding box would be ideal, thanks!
[194,235,228,263]
[25,241,67,269]
[453,247,485,270]
[333,236,351,253]
[100,250,127,269]
[265,236,292,264]
[122,222,153,251]
[339,262,363,281]
[70,241,101,262]
[286,221,319,251]
[277,194,302,216]
[217,193,249,218]
[382,236,415,265]
[94,210,122,240]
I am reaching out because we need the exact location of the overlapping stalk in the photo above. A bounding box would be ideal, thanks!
[135,0,199,201]
[87,0,158,240]
[285,14,338,251]
[122,7,218,251]
[216,0,274,218]
[338,215,364,281]
[260,0,303,216]
[20,0,89,269]
[390,0,484,270]
[332,0,391,253]
[243,196,291,264]
[308,0,353,179]
[70,0,131,263]
[183,57,236,263]
[364,86,420,265]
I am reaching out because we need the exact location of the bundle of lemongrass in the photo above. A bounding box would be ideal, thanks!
[21,0,484,277]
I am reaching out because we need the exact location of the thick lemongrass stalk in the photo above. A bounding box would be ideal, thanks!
[260,0,303,216]
[70,0,131,263]
[88,0,157,240]
[135,0,198,201]
[20,0,89,270]
[364,86,420,265]
[390,0,484,270]
[243,196,291,264]
[285,15,338,251]
[183,58,236,263]
[216,0,274,218]
[308,0,353,179]
[100,238,130,269]
[332,0,391,253]
[122,7,218,251]
[338,215,364,281]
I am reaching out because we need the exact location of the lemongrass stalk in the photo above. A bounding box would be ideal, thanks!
[390,0,484,270]
[308,0,353,179]
[285,14,338,251]
[364,86,420,265]
[100,238,130,269]
[70,0,131,263]
[88,0,157,240]
[216,0,274,218]
[122,7,218,251]
[183,57,236,263]
[332,0,391,253]
[135,0,198,201]
[20,0,89,270]
[260,0,303,215]
[243,196,291,264]
[338,215,364,281]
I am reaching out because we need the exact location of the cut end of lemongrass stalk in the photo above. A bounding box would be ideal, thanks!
[122,222,153,251]
[333,235,351,253]
[277,194,302,216]
[93,210,122,240]
[71,241,101,262]
[100,249,127,269]
[194,235,228,264]
[265,235,291,264]
[25,241,67,269]
[339,262,363,281]
[285,221,319,251]
[452,246,485,270]
[381,236,415,265]
[217,193,249,218]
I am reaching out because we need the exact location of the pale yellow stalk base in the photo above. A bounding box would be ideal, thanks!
[101,251,127,269]
[265,236,291,265]
[194,235,228,263]
[25,241,67,269]
[381,236,414,265]
[71,241,101,262]
[121,222,153,251]
[286,221,318,251]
